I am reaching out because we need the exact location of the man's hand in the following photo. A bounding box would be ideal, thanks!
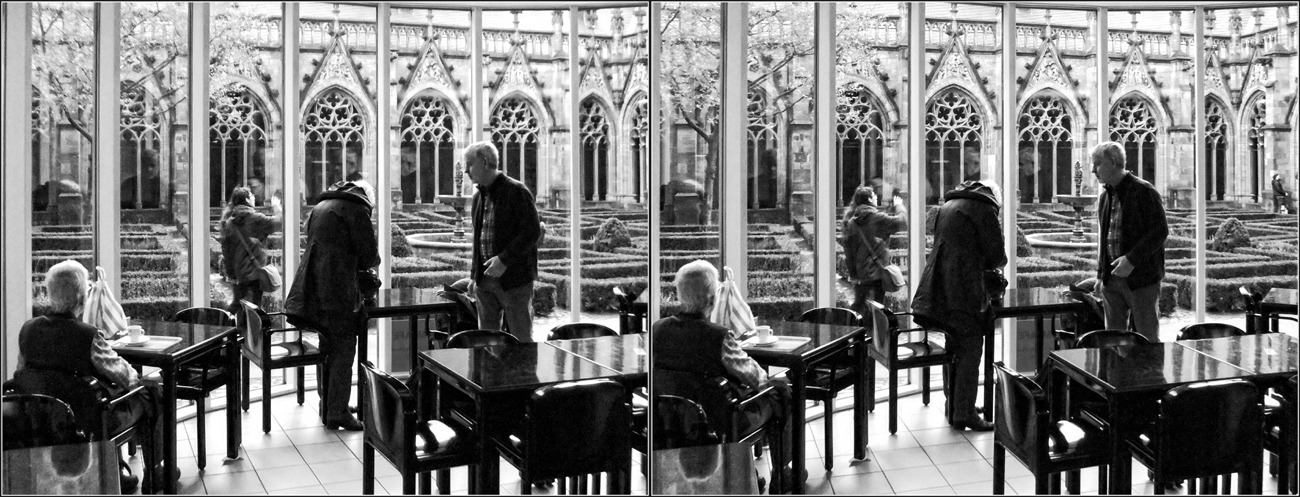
[1110,255,1134,278]
[484,256,507,278]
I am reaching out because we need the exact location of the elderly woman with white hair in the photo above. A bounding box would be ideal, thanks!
[651,260,803,492]
[14,260,176,492]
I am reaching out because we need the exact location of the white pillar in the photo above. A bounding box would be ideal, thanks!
[569,7,583,320]
[282,4,301,303]
[190,3,210,308]
[376,4,393,369]
[1193,8,1207,323]
[1002,5,1018,286]
[470,9,485,142]
[814,3,836,308]
[908,3,925,305]
[3,2,34,379]
[721,3,748,296]
[649,3,662,324]
[95,4,122,301]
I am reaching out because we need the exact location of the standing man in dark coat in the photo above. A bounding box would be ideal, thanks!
[1092,141,1168,342]
[285,181,379,431]
[467,141,541,342]
[912,180,1007,431]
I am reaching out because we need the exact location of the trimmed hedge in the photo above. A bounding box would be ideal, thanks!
[1165,273,1298,312]
[391,256,454,274]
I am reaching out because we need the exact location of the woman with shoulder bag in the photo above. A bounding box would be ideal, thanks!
[221,185,283,312]
[842,185,909,314]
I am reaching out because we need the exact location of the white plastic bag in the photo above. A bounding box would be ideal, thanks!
[709,266,757,336]
[83,266,129,335]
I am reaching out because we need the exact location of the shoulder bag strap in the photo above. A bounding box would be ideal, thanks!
[228,219,260,267]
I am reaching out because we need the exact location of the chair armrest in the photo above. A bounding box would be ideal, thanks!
[734,384,778,411]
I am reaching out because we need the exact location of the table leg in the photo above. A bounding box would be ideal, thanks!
[1034,315,1045,371]
[409,314,420,379]
[477,394,500,494]
[790,368,806,495]
[854,339,868,460]
[1108,398,1132,495]
[983,326,994,422]
[162,366,178,494]
[356,330,366,423]
[226,336,241,460]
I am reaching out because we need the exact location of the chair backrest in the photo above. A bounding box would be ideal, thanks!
[653,394,719,451]
[992,361,1049,468]
[446,329,518,349]
[236,300,268,356]
[2,393,87,450]
[1156,379,1261,480]
[652,368,742,441]
[549,323,618,341]
[1075,329,1149,349]
[359,360,413,465]
[438,283,479,333]
[864,300,893,355]
[3,369,108,440]
[1177,322,1246,341]
[171,306,235,327]
[524,378,630,480]
[799,307,862,327]
[613,286,647,334]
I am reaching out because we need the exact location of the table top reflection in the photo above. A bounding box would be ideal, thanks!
[652,443,759,495]
[1178,333,1299,379]
[545,334,647,378]
[113,320,239,364]
[994,288,1090,317]
[740,321,864,366]
[1049,341,1259,394]
[419,342,623,394]
[367,288,457,318]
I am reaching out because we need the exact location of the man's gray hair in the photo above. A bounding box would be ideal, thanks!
[465,141,499,170]
[1091,141,1126,170]
[674,260,719,314]
[46,259,89,315]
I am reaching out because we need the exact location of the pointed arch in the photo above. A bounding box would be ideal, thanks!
[1241,92,1268,202]
[747,87,778,209]
[621,90,649,204]
[119,81,165,210]
[925,34,998,129]
[1018,91,1076,204]
[399,91,459,205]
[302,87,366,204]
[1204,96,1231,201]
[1109,94,1160,185]
[490,95,541,195]
[579,96,614,202]
[210,86,271,207]
[925,86,985,204]
[836,83,888,206]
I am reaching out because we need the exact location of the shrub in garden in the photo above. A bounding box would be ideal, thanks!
[391,223,414,257]
[1015,225,1034,257]
[592,217,632,252]
[1210,218,1251,252]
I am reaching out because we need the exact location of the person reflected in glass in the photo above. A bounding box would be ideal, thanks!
[652,260,801,492]
[285,181,379,431]
[843,185,908,315]
[912,180,1007,431]
[120,149,162,210]
[14,260,175,492]
[1091,141,1168,342]
[220,185,282,313]
[465,141,541,342]
[247,176,268,206]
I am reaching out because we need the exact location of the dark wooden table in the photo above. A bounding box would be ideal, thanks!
[740,321,869,494]
[652,443,759,495]
[112,320,241,495]
[1046,341,1273,494]
[418,342,626,494]
[1178,332,1299,387]
[544,334,647,390]
[364,289,458,422]
[1259,288,1299,334]
[990,288,1090,422]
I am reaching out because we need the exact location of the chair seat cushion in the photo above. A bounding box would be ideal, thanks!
[1047,420,1106,458]
[415,420,471,456]
[897,341,945,360]
[269,342,318,359]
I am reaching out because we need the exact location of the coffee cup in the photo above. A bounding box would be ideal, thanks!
[127,325,144,342]
[756,325,772,343]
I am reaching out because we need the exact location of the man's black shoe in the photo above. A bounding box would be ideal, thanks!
[952,417,994,432]
[325,414,364,431]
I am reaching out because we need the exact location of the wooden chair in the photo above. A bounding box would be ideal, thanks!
[166,306,238,469]
[1076,329,1149,349]
[1263,375,1297,495]
[613,286,647,335]
[1177,322,1245,340]
[235,300,329,433]
[862,300,949,434]
[446,329,519,349]
[798,306,866,470]
[1241,286,1299,334]
[495,379,632,495]
[359,361,477,495]
[549,323,618,341]
[991,362,1110,494]
[652,395,719,451]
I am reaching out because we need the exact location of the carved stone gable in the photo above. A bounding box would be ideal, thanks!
[1028,54,1068,88]
[1115,51,1153,92]
[935,49,975,85]
[499,49,537,91]
[412,51,449,87]
[319,45,358,86]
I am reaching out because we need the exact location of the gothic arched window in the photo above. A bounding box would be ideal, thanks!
[1109,96,1157,184]
[925,88,983,205]
[748,89,777,209]
[210,88,268,207]
[120,83,164,210]
[1017,96,1074,204]
[490,98,539,195]
[836,84,885,206]
[303,89,364,204]
[399,95,456,204]
[628,94,648,204]
[579,98,610,202]
[1246,96,1266,202]
[1205,98,1228,201]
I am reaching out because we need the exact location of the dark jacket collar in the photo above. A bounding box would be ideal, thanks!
[675,311,707,321]
[476,172,507,196]
[943,180,1002,209]
[1103,172,1136,195]
[319,183,372,210]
